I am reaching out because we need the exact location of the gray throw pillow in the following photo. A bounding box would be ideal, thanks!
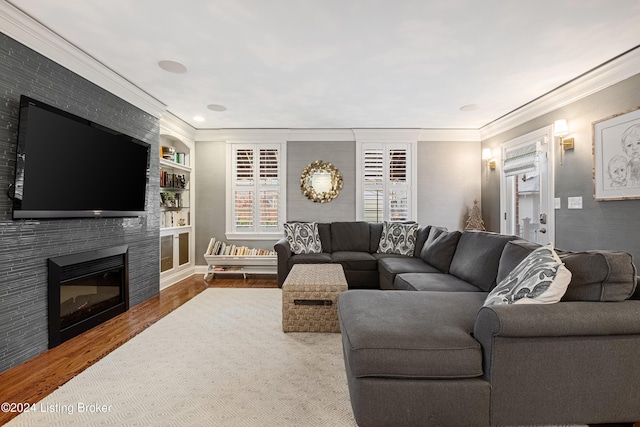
[283,222,322,254]
[377,222,418,256]
[419,228,461,273]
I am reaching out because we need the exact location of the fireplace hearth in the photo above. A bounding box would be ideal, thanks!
[48,245,129,348]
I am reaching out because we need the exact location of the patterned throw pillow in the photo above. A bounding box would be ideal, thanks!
[283,222,322,254]
[377,222,418,256]
[483,245,572,307]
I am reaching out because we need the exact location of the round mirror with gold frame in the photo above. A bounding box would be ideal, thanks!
[300,160,343,203]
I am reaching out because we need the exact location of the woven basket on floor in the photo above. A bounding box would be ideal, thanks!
[282,264,348,333]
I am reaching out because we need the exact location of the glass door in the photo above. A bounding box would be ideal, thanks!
[500,126,554,245]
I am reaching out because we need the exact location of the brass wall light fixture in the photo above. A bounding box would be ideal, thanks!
[554,119,574,165]
[482,148,496,170]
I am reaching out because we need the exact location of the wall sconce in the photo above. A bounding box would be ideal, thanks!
[554,119,574,165]
[482,148,496,170]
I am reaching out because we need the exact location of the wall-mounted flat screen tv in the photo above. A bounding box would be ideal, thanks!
[11,95,150,219]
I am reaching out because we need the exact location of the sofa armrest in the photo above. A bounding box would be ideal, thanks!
[473,300,640,425]
[274,237,292,287]
[474,300,640,339]
[474,300,640,382]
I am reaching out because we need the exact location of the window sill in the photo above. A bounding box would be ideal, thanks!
[225,232,283,241]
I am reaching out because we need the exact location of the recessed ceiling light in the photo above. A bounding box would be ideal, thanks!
[158,60,188,74]
[460,104,480,112]
[207,104,227,112]
[193,116,205,122]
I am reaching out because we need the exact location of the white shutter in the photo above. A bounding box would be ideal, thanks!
[234,190,254,229]
[388,147,409,221]
[360,144,411,222]
[232,147,255,231]
[258,148,279,231]
[363,148,384,222]
[235,148,254,184]
[259,148,279,185]
[230,144,283,234]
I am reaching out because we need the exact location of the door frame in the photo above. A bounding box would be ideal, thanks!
[499,125,556,244]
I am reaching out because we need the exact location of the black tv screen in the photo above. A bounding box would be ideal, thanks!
[12,95,150,219]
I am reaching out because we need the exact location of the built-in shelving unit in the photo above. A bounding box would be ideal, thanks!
[159,124,195,290]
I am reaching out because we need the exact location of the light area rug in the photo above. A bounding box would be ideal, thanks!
[8,288,358,427]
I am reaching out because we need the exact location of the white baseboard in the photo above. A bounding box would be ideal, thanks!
[160,266,197,290]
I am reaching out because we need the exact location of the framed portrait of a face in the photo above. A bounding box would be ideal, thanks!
[593,107,640,200]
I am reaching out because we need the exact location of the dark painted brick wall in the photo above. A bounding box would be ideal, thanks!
[0,33,160,373]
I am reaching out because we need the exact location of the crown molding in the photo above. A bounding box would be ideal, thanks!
[417,128,481,142]
[160,113,197,145]
[287,128,356,142]
[195,128,293,142]
[353,128,422,142]
[480,46,640,140]
[194,128,481,143]
[0,1,167,119]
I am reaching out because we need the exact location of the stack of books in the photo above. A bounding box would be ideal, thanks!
[205,237,276,256]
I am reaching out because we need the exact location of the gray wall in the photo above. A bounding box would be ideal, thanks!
[0,33,160,373]
[481,73,640,262]
[194,138,482,262]
[287,141,356,222]
[417,140,481,230]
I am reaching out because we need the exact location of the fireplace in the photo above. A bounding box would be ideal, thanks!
[48,245,129,348]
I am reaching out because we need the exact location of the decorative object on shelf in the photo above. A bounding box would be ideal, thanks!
[300,160,343,203]
[160,191,175,207]
[160,145,176,160]
[465,199,486,231]
[593,107,640,201]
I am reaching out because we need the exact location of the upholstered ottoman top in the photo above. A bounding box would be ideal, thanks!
[339,290,486,379]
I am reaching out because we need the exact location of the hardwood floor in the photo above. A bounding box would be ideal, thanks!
[0,274,278,425]
[0,274,636,426]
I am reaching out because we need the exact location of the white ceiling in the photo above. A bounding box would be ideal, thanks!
[7,0,640,129]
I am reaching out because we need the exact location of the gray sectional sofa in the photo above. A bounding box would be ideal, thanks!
[275,221,640,426]
[274,221,431,288]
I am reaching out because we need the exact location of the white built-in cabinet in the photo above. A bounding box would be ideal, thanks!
[159,122,196,290]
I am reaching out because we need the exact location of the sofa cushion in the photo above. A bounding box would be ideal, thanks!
[497,240,542,284]
[283,222,322,254]
[484,245,572,306]
[317,223,332,253]
[557,250,637,302]
[369,222,384,253]
[377,222,419,256]
[331,222,370,252]
[287,252,332,269]
[449,231,519,291]
[419,228,461,273]
[413,224,431,257]
[395,273,487,292]
[331,251,378,271]
[339,290,485,379]
[378,256,441,288]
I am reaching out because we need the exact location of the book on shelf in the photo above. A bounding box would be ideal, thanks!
[204,237,277,257]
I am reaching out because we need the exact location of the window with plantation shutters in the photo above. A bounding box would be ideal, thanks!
[360,143,413,222]
[228,143,285,238]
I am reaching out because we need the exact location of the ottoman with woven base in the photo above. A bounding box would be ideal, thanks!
[282,264,348,332]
